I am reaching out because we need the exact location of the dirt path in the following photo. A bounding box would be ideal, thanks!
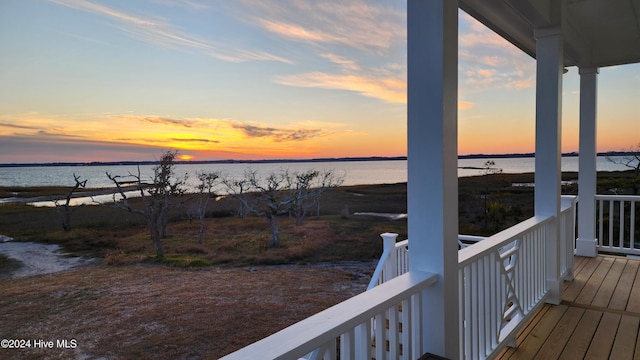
[0,240,93,279]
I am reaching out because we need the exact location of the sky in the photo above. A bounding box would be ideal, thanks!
[1,0,639,164]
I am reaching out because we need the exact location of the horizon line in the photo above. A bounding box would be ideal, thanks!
[0,151,633,167]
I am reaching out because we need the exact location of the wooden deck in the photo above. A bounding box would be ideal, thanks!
[497,254,640,360]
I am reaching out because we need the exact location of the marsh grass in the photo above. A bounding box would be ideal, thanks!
[0,182,412,266]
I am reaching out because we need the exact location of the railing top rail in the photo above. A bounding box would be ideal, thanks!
[561,195,577,211]
[458,234,486,242]
[219,270,438,360]
[595,194,640,201]
[367,247,393,290]
[458,215,553,266]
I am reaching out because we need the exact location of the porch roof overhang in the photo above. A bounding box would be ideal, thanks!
[459,0,640,68]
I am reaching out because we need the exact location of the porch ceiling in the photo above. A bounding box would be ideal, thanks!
[459,0,640,68]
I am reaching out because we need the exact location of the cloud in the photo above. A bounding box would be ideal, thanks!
[241,0,405,52]
[0,134,165,163]
[170,138,219,143]
[276,71,406,104]
[258,20,343,44]
[151,0,209,10]
[0,122,40,130]
[231,123,325,142]
[135,116,198,128]
[0,110,352,163]
[459,102,475,110]
[459,12,535,91]
[321,53,360,72]
[48,0,291,63]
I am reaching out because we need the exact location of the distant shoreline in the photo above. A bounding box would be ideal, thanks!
[0,151,630,168]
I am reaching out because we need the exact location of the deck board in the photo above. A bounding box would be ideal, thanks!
[609,260,639,311]
[508,304,568,360]
[610,315,640,360]
[591,258,625,307]
[534,306,584,359]
[496,255,640,359]
[558,309,601,360]
[575,256,614,305]
[584,312,620,359]
[627,263,640,313]
[563,256,601,302]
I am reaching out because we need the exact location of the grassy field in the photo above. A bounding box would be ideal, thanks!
[1,170,638,359]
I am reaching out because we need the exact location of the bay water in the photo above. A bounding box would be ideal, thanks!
[0,156,631,189]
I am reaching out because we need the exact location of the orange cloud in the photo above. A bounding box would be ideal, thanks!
[276,72,406,104]
[459,101,474,110]
[259,20,343,44]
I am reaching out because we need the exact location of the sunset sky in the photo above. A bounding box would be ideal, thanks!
[1,0,639,164]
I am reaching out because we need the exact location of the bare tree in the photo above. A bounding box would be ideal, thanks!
[106,150,187,257]
[223,169,294,248]
[222,177,250,219]
[195,171,221,244]
[480,160,503,232]
[607,144,640,194]
[223,168,344,247]
[53,173,87,231]
[290,169,344,224]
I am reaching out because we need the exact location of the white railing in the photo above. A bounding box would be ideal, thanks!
[595,194,640,256]
[367,234,485,290]
[367,233,408,290]
[223,199,577,360]
[459,234,487,249]
[219,270,438,360]
[458,215,554,359]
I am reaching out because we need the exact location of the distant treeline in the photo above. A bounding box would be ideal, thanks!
[0,151,632,168]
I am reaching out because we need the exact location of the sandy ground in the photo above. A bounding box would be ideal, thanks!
[0,238,93,279]
[1,260,377,359]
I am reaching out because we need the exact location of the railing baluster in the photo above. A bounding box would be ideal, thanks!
[388,303,399,359]
[620,200,625,249]
[340,329,355,360]
[410,291,422,359]
[631,200,636,249]
[463,265,472,359]
[374,312,385,360]
[610,200,615,247]
[599,198,604,248]
[402,297,411,360]
[355,321,371,360]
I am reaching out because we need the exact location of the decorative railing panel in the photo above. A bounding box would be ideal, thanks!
[595,195,640,255]
[458,216,553,360]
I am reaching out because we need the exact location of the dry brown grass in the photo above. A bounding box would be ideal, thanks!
[0,262,374,359]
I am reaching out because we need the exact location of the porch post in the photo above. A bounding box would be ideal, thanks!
[576,67,599,257]
[534,26,564,305]
[407,0,458,358]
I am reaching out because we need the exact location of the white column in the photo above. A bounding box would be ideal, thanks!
[534,26,563,305]
[407,0,458,358]
[576,67,599,257]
